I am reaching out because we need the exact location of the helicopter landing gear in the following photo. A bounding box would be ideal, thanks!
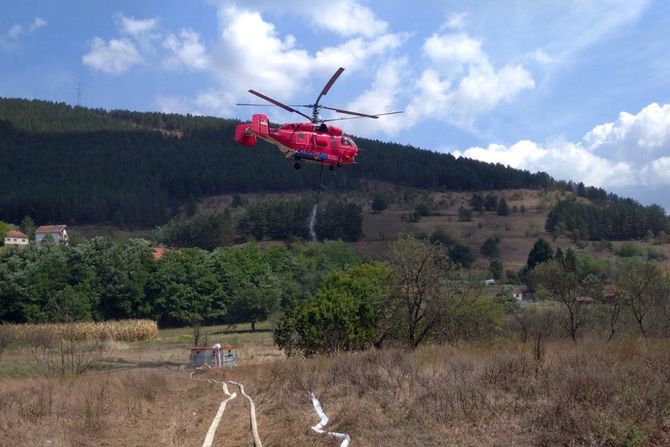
[337,162,342,168]
[294,161,301,170]
[329,165,335,171]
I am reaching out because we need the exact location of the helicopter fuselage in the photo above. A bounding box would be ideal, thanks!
[235,114,358,168]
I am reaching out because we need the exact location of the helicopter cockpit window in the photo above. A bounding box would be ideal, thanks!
[341,137,351,146]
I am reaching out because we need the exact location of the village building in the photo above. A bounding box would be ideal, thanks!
[35,225,69,246]
[4,230,29,248]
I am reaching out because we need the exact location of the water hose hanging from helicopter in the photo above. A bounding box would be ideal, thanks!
[235,67,402,242]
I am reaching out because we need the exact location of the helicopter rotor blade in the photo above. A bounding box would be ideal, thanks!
[321,116,368,122]
[321,105,379,119]
[236,103,314,109]
[321,110,404,122]
[315,67,345,106]
[247,89,312,120]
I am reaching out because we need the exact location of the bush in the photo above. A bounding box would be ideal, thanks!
[448,243,474,268]
[371,193,388,213]
[458,206,472,222]
[615,242,646,258]
[274,263,392,356]
[429,227,454,246]
[415,202,431,217]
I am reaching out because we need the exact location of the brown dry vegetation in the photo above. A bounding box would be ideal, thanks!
[2,339,669,446]
[3,319,158,343]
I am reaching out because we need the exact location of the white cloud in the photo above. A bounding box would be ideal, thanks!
[204,5,404,101]
[388,30,535,132]
[210,7,312,98]
[641,157,670,185]
[163,29,209,70]
[343,58,407,135]
[219,0,388,37]
[118,16,159,38]
[1,17,46,50]
[453,102,670,190]
[423,33,485,68]
[83,15,160,74]
[29,17,47,33]
[313,33,406,72]
[555,1,649,59]
[455,139,634,188]
[8,25,22,39]
[449,64,534,121]
[307,0,387,37]
[443,12,467,31]
[529,49,557,65]
[584,103,670,158]
[82,37,143,75]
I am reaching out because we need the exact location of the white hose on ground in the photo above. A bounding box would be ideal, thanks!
[228,380,263,447]
[188,371,263,447]
[202,382,237,447]
[309,392,351,447]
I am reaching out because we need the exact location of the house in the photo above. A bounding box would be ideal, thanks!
[603,285,619,303]
[152,247,169,260]
[507,286,534,301]
[35,225,69,246]
[4,230,29,248]
[576,296,594,305]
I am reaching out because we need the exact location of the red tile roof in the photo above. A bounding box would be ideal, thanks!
[152,247,167,260]
[35,225,67,234]
[6,230,28,239]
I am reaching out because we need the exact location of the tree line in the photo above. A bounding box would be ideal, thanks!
[152,197,363,250]
[545,198,669,241]
[0,237,360,328]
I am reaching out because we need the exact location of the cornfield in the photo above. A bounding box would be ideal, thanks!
[1,319,158,342]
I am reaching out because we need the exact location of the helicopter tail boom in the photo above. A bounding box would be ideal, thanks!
[234,114,270,147]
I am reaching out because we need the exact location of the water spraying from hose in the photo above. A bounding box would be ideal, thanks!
[308,163,325,242]
[309,204,318,241]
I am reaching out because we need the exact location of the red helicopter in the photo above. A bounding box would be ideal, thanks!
[234,67,400,170]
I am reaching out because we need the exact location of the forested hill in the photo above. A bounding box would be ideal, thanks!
[0,98,553,226]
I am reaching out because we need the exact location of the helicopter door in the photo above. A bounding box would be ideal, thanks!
[315,134,330,146]
[294,132,308,149]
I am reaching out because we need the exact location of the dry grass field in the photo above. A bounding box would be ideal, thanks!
[2,322,670,446]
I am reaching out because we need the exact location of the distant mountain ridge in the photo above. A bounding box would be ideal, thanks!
[0,97,554,226]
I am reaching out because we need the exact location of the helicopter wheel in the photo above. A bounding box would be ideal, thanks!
[294,161,301,170]
[337,162,342,168]
[329,165,335,171]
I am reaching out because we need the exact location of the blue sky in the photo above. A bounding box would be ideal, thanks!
[2,0,670,209]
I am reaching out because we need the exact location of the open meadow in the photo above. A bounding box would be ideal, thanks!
[2,322,670,447]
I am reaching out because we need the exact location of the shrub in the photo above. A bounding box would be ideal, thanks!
[615,242,646,258]
[458,206,472,222]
